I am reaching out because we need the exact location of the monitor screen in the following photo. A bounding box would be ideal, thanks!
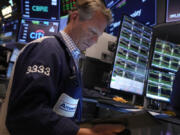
[151,38,180,72]
[0,20,19,43]
[106,0,156,37]
[146,70,175,102]
[166,0,180,22]
[21,0,60,20]
[59,15,68,31]
[18,19,59,43]
[61,0,77,16]
[109,15,153,95]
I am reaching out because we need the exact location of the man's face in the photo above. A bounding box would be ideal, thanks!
[71,11,108,51]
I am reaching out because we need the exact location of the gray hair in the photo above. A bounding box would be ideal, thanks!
[76,0,112,23]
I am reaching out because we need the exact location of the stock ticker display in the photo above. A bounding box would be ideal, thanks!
[21,0,60,20]
[106,0,156,37]
[61,0,76,15]
[146,70,175,102]
[152,38,180,72]
[18,19,59,43]
[146,38,180,102]
[110,15,153,95]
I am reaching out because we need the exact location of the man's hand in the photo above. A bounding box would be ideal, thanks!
[77,124,125,135]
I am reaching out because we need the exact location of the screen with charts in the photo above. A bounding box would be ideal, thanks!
[106,0,156,37]
[151,38,180,72]
[21,0,60,20]
[146,70,175,102]
[166,0,180,22]
[0,20,19,43]
[110,15,153,95]
[18,19,59,43]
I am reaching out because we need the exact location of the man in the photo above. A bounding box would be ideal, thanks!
[0,0,125,135]
[170,68,180,118]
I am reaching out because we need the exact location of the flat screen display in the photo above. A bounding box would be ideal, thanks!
[59,15,68,31]
[146,70,175,102]
[151,38,180,72]
[18,19,59,43]
[21,0,60,20]
[61,0,76,16]
[106,0,156,37]
[166,0,180,22]
[110,15,153,95]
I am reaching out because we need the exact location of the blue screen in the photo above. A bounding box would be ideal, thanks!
[59,15,68,31]
[106,0,156,37]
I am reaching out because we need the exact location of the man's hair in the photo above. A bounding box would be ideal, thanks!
[68,0,112,24]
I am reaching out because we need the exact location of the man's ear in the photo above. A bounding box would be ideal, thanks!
[69,11,79,22]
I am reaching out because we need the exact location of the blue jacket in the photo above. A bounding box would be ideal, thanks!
[6,33,82,135]
[170,68,180,111]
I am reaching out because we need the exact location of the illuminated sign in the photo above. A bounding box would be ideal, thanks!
[32,5,48,12]
[22,0,60,20]
[30,29,45,39]
[1,6,12,16]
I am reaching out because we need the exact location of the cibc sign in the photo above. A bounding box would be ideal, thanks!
[30,29,45,40]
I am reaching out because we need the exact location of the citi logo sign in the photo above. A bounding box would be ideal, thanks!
[30,29,45,39]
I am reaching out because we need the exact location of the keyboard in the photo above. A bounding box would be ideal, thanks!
[98,99,136,109]
[83,88,111,100]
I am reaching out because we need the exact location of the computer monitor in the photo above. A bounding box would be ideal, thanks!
[146,69,175,102]
[61,0,77,16]
[106,0,156,37]
[18,19,59,43]
[151,38,180,72]
[109,15,153,95]
[59,15,68,31]
[166,0,180,22]
[0,20,19,43]
[21,0,60,20]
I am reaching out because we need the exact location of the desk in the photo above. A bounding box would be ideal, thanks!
[82,97,180,135]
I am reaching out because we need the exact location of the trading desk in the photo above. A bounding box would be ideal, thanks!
[82,97,180,135]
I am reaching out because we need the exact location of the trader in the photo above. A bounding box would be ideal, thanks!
[170,68,180,118]
[0,0,125,135]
